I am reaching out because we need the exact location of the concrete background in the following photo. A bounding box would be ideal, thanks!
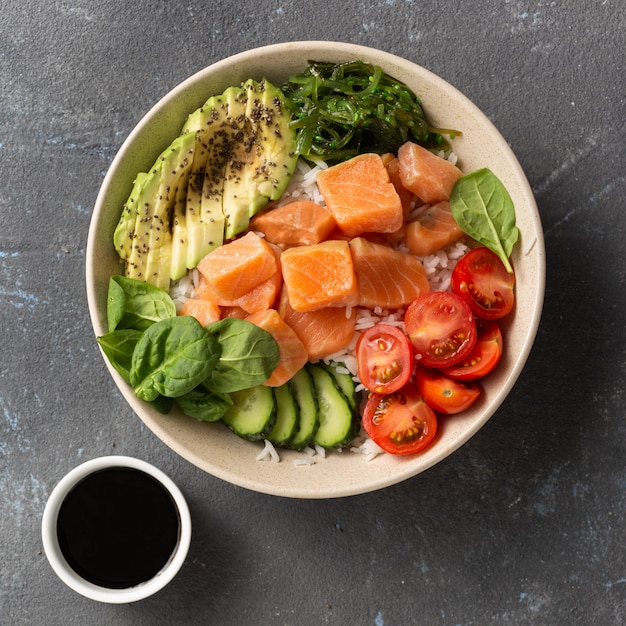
[1,1,625,624]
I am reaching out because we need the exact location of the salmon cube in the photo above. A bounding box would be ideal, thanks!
[196,231,278,301]
[316,153,403,237]
[280,239,359,312]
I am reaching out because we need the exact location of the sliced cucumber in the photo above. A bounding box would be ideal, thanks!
[288,367,319,450]
[268,383,299,447]
[221,385,276,442]
[320,361,358,412]
[308,364,357,449]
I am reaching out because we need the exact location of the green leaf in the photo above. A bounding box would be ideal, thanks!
[204,318,280,393]
[176,384,233,422]
[130,316,220,401]
[107,275,176,332]
[450,168,519,273]
[97,329,143,383]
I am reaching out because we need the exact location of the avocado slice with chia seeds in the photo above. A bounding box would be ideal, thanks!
[114,131,196,290]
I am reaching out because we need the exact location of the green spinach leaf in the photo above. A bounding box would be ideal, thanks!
[176,384,233,422]
[205,318,280,393]
[130,316,220,401]
[97,329,143,383]
[150,394,174,414]
[450,168,519,273]
[107,275,176,332]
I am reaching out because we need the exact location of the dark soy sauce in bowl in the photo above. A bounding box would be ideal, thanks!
[56,467,181,589]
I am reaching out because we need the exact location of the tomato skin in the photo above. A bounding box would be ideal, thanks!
[356,324,414,394]
[451,247,515,319]
[415,368,481,415]
[362,385,437,455]
[441,320,503,381]
[404,291,477,368]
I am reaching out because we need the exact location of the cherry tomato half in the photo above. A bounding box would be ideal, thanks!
[362,384,437,455]
[356,324,414,394]
[415,367,481,415]
[441,320,503,381]
[451,247,515,319]
[404,291,477,368]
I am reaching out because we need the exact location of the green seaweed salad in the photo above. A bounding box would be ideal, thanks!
[281,60,460,163]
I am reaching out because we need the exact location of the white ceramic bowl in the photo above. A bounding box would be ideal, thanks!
[41,456,192,603]
[86,42,545,498]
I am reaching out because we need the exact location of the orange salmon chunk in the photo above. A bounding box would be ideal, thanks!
[316,153,403,237]
[349,236,430,309]
[245,309,309,387]
[397,141,463,204]
[249,200,336,246]
[277,288,357,361]
[404,200,463,257]
[178,298,221,327]
[196,231,278,301]
[280,239,359,312]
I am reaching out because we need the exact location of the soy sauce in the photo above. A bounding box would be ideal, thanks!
[56,467,180,589]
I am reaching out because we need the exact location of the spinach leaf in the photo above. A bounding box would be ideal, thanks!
[176,384,233,422]
[204,318,280,393]
[150,394,174,415]
[97,329,143,383]
[107,275,176,332]
[130,316,220,402]
[450,168,519,273]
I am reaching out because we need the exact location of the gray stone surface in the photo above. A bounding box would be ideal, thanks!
[1,1,625,624]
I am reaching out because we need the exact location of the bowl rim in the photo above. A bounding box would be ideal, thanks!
[86,41,545,498]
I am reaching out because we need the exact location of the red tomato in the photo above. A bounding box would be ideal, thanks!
[356,324,414,394]
[404,291,477,368]
[441,320,503,381]
[451,247,515,319]
[362,385,437,455]
[415,368,481,415]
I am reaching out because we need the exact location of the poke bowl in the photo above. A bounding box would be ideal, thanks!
[86,41,545,498]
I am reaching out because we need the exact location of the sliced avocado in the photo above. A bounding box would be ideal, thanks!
[114,130,196,289]
[170,169,190,281]
[222,79,298,239]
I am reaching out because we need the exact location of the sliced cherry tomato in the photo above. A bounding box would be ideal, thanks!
[404,291,477,368]
[356,324,414,394]
[441,320,503,381]
[362,384,437,455]
[415,367,481,415]
[451,247,515,319]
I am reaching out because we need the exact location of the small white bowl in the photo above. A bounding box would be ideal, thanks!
[86,42,545,498]
[41,456,191,603]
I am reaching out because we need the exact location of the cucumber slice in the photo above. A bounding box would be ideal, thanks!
[308,364,357,449]
[320,361,358,411]
[288,368,319,450]
[221,385,276,442]
[268,383,299,446]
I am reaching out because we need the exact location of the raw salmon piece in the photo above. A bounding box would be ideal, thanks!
[397,141,463,204]
[383,155,414,243]
[277,288,357,361]
[245,309,309,387]
[220,306,248,319]
[196,231,278,301]
[316,153,403,237]
[280,239,359,312]
[178,298,221,327]
[249,200,336,246]
[404,201,464,257]
[349,237,430,309]
[194,268,282,314]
